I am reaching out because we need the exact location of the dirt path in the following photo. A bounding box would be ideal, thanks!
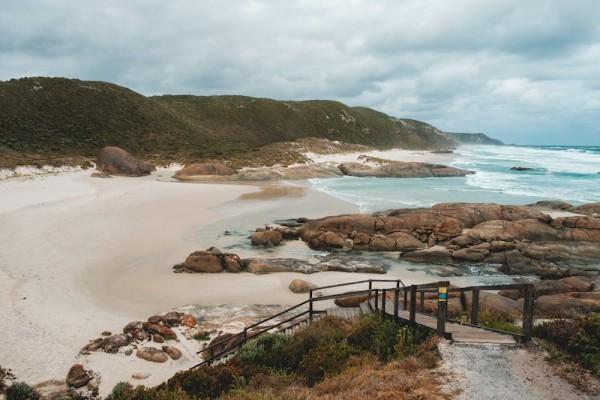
[438,342,597,400]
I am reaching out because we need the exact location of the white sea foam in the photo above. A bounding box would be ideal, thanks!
[310,145,600,210]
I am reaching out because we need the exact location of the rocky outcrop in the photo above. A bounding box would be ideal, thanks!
[289,202,600,278]
[82,311,197,355]
[174,163,235,180]
[173,247,242,273]
[96,146,155,176]
[338,161,473,178]
[289,279,317,293]
[532,292,600,318]
[511,166,534,171]
[499,276,594,300]
[66,364,92,388]
[250,229,283,246]
[175,251,386,275]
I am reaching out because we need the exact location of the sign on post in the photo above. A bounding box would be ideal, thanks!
[438,287,448,302]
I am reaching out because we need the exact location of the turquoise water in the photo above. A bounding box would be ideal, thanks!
[309,145,600,212]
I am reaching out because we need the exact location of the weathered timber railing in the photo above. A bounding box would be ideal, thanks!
[191,279,535,369]
[398,282,535,342]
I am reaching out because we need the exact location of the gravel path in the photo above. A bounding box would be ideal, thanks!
[438,342,597,400]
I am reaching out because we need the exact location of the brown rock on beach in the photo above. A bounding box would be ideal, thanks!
[96,146,155,176]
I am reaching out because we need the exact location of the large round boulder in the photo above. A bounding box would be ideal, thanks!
[184,251,224,273]
[96,146,155,176]
[250,230,283,246]
[289,279,317,293]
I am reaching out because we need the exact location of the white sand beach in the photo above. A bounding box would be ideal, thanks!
[0,168,385,392]
[0,150,481,395]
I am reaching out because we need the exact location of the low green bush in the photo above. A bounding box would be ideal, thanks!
[193,331,211,341]
[165,364,244,399]
[534,313,600,374]
[477,310,522,334]
[6,382,39,400]
[239,333,290,370]
[299,341,354,386]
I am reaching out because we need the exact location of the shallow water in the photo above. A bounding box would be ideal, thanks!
[309,145,600,212]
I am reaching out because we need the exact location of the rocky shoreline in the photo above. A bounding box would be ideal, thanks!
[255,201,600,279]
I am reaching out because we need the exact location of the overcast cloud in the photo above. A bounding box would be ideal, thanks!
[1,0,599,145]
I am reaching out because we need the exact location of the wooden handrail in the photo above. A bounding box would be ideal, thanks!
[192,280,537,369]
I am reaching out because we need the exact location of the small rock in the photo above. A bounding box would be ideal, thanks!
[101,331,111,336]
[124,349,133,356]
[132,373,150,380]
[162,346,182,360]
[153,334,165,343]
[66,364,92,388]
[136,347,169,363]
[180,314,197,328]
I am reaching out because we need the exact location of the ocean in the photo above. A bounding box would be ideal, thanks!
[309,145,600,212]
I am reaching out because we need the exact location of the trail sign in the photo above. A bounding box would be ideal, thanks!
[438,287,448,302]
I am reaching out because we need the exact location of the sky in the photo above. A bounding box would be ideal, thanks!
[1,0,599,145]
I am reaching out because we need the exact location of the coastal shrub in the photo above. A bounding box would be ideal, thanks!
[534,313,600,374]
[477,310,522,334]
[347,315,431,361]
[6,382,40,400]
[346,315,378,351]
[298,341,354,386]
[192,331,211,341]
[239,333,289,369]
[108,384,194,400]
[163,364,244,398]
[110,382,133,399]
[281,317,350,372]
[372,318,403,361]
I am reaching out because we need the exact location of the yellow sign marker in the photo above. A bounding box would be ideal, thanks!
[438,287,448,302]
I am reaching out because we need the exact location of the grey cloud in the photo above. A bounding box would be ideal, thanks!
[0,0,599,145]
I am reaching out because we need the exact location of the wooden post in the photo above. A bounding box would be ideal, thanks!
[522,284,535,341]
[382,289,387,315]
[374,289,379,312]
[437,300,447,337]
[368,280,372,291]
[471,289,480,325]
[409,285,417,325]
[309,289,313,323]
[403,287,408,310]
[437,286,448,337]
[393,288,399,322]
[419,290,425,312]
[240,327,247,350]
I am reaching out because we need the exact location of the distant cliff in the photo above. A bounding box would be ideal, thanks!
[446,132,503,145]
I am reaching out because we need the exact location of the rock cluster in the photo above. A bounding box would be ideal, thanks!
[173,249,386,274]
[291,202,600,278]
[96,146,155,176]
[81,311,194,362]
[338,161,473,178]
[172,159,471,181]
[173,247,242,273]
[174,163,236,180]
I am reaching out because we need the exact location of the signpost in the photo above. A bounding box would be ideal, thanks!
[437,286,447,336]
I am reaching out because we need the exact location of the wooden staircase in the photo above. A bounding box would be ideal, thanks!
[193,279,533,369]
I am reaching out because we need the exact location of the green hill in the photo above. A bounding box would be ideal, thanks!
[0,77,457,167]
